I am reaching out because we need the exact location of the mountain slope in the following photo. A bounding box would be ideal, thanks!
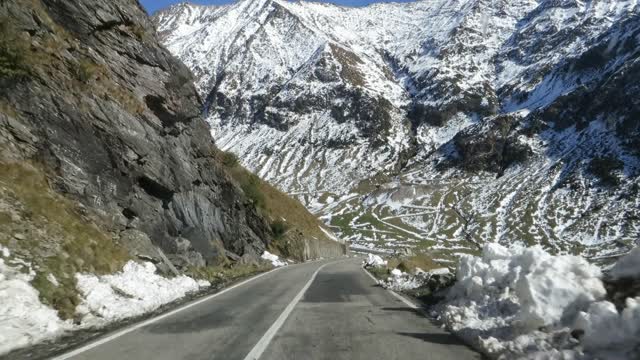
[155,0,640,260]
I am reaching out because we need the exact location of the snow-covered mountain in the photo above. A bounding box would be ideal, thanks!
[154,0,640,260]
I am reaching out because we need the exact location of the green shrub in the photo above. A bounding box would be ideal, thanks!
[0,22,31,79]
[241,174,265,208]
[589,156,624,186]
[270,219,290,240]
[0,162,129,319]
[366,266,389,280]
[221,151,239,168]
[130,24,147,40]
[75,59,105,83]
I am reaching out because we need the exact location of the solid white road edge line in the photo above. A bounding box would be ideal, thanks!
[52,265,289,360]
[360,267,419,310]
[242,261,336,360]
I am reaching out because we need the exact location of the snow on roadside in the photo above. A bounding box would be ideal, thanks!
[76,261,210,324]
[362,253,387,268]
[261,251,288,267]
[437,243,640,359]
[0,248,210,356]
[379,267,451,292]
[0,245,71,355]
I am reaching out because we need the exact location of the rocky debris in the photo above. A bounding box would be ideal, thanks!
[0,0,276,269]
[380,267,454,294]
[417,269,455,295]
[118,230,179,276]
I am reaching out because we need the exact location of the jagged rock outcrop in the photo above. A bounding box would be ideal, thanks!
[0,0,343,269]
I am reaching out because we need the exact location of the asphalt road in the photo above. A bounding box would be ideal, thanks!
[54,258,480,360]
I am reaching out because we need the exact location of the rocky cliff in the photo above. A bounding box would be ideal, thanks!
[0,0,343,288]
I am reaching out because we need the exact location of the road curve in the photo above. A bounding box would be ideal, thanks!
[55,258,480,360]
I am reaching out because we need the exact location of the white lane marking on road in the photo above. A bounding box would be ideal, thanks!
[243,261,335,360]
[360,267,419,310]
[52,266,288,360]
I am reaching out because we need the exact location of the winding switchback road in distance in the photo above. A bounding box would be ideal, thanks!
[54,259,480,360]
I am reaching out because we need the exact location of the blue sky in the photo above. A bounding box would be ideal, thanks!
[140,0,416,14]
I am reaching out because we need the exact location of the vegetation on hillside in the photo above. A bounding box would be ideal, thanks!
[217,150,340,260]
[0,161,129,320]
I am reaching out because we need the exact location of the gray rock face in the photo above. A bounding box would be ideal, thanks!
[118,229,180,275]
[0,0,273,266]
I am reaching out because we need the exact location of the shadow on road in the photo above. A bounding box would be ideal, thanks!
[145,311,233,334]
[380,307,424,318]
[395,332,466,345]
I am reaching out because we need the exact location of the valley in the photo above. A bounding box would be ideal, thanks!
[156,0,640,259]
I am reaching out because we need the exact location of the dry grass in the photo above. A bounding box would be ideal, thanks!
[330,44,365,87]
[0,20,33,79]
[0,161,129,319]
[217,150,338,259]
[222,155,330,241]
[0,99,18,118]
[387,253,443,273]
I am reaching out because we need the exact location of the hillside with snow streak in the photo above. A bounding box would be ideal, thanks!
[155,0,640,260]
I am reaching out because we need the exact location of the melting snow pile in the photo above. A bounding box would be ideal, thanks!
[261,251,287,267]
[0,246,70,355]
[573,247,640,360]
[76,261,209,323]
[439,243,640,359]
[380,268,451,292]
[609,246,640,279]
[576,297,640,359]
[363,254,387,268]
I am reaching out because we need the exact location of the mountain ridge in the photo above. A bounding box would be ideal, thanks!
[155,0,640,259]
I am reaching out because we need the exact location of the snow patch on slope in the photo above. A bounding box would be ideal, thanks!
[0,246,70,355]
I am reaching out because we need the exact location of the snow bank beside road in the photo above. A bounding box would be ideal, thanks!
[439,243,640,359]
[363,254,387,268]
[0,246,70,355]
[261,251,288,267]
[380,267,451,292]
[0,251,210,356]
[76,261,210,323]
